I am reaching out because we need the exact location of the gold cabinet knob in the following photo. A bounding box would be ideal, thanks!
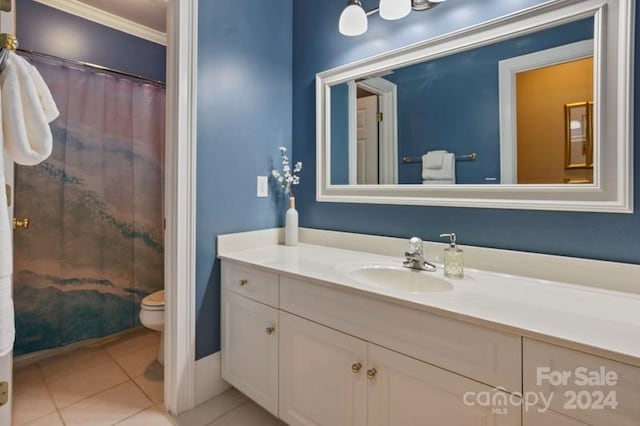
[366,368,377,379]
[265,326,276,335]
[239,279,248,287]
[13,217,29,230]
[351,363,362,374]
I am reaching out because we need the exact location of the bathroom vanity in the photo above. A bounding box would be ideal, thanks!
[219,240,640,426]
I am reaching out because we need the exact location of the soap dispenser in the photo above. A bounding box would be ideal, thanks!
[440,233,464,278]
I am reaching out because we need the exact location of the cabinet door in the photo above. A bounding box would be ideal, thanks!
[524,409,589,426]
[367,344,521,426]
[221,290,279,415]
[279,312,367,426]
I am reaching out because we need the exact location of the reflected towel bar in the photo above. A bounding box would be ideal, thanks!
[402,153,477,164]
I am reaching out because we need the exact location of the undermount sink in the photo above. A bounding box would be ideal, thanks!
[343,265,454,293]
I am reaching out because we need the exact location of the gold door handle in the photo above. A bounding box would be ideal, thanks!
[351,363,362,374]
[13,217,29,230]
[265,326,276,335]
[239,279,248,287]
[366,368,377,379]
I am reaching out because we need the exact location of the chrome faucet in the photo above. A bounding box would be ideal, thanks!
[403,237,437,272]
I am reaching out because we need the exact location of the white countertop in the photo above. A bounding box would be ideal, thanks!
[219,243,640,366]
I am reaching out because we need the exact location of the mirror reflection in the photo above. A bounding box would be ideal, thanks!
[330,17,595,185]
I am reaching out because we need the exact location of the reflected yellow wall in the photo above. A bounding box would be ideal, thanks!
[516,58,593,184]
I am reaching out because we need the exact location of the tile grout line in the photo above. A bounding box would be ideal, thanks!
[24,332,160,426]
[205,400,252,426]
[30,362,62,425]
[42,349,130,412]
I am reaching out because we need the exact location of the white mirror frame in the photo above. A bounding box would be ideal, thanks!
[316,0,634,213]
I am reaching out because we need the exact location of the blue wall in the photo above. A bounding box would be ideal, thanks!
[293,0,640,264]
[388,18,593,184]
[17,0,166,82]
[196,0,292,359]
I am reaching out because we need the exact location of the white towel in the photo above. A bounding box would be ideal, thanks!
[422,150,446,169]
[422,151,455,183]
[0,52,59,356]
[0,53,59,165]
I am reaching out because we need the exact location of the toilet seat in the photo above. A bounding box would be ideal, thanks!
[141,290,165,311]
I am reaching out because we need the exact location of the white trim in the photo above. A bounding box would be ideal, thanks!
[0,4,15,425]
[164,0,198,415]
[195,352,231,406]
[33,0,167,45]
[346,78,399,185]
[347,81,357,185]
[498,40,594,184]
[316,0,634,213]
[357,77,399,184]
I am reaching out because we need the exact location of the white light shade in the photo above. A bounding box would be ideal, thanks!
[339,3,368,36]
[428,0,447,2]
[379,0,412,20]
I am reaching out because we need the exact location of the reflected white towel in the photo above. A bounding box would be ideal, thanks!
[0,52,59,356]
[423,150,446,169]
[422,179,455,185]
[422,151,455,183]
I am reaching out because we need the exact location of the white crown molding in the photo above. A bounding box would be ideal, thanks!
[33,0,167,45]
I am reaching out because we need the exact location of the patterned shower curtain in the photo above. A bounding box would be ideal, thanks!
[12,54,165,355]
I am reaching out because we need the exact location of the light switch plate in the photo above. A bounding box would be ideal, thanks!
[257,176,268,197]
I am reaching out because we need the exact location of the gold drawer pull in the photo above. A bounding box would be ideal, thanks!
[265,326,276,335]
[239,279,248,287]
[351,363,362,374]
[367,368,377,379]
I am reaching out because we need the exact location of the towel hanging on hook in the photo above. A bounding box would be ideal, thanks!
[0,33,18,72]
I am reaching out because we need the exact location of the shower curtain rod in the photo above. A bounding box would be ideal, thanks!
[16,48,166,88]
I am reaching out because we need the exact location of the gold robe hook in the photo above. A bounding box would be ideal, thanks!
[0,33,18,50]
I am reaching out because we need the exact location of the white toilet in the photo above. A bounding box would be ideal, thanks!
[139,290,165,365]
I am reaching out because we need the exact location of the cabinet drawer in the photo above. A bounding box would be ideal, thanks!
[280,276,522,392]
[523,339,640,426]
[222,261,279,307]
[221,290,279,415]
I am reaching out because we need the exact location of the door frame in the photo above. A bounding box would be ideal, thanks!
[0,2,15,425]
[164,0,198,415]
[347,77,398,185]
[3,0,199,416]
[498,39,593,184]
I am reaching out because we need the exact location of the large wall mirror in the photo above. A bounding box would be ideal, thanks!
[317,0,634,212]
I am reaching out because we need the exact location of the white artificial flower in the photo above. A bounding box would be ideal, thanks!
[272,145,302,196]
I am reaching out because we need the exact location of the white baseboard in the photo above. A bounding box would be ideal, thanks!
[195,351,230,406]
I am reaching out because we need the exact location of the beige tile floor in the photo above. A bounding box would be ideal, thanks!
[13,329,284,426]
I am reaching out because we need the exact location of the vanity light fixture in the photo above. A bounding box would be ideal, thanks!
[339,0,447,36]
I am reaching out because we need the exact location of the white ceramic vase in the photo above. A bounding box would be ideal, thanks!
[285,196,298,246]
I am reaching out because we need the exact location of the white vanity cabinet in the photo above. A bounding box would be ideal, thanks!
[220,259,640,426]
[221,264,280,415]
[522,339,640,426]
[279,311,519,426]
[279,311,367,426]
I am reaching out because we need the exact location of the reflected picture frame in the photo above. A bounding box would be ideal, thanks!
[564,101,593,169]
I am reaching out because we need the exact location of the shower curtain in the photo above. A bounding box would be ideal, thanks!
[12,54,165,355]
